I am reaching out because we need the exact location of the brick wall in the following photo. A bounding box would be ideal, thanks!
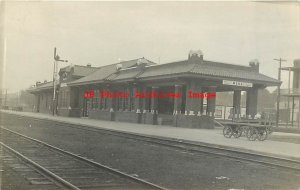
[174,115,214,129]
[157,114,174,125]
[142,112,157,125]
[88,110,113,121]
[115,111,141,123]
[57,108,70,117]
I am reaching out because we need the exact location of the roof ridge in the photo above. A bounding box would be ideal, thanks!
[203,60,251,69]
[105,58,151,80]
[256,72,280,82]
[94,58,141,69]
[73,64,98,68]
[144,60,187,68]
[159,59,187,65]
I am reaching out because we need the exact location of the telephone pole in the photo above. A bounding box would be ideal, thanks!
[52,47,68,116]
[274,58,286,128]
[4,88,7,106]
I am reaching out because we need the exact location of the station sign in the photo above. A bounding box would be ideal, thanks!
[222,80,253,87]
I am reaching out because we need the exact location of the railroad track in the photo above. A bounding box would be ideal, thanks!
[0,144,68,190]
[3,113,300,172]
[0,144,63,190]
[0,127,168,190]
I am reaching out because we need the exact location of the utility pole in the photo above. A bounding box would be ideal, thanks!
[52,48,57,116]
[52,47,68,116]
[4,88,7,106]
[1,88,8,108]
[274,58,286,128]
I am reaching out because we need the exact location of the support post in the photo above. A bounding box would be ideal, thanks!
[133,86,142,113]
[233,90,242,119]
[206,86,216,117]
[108,88,116,121]
[52,60,57,116]
[142,87,149,113]
[150,86,159,114]
[246,87,258,119]
[274,58,286,127]
[173,85,183,115]
[185,81,203,116]
[149,86,159,125]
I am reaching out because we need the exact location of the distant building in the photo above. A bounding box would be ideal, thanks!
[28,50,280,128]
[280,59,300,126]
[28,64,98,114]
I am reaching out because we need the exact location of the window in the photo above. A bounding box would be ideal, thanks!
[117,88,126,111]
[124,88,129,111]
[99,89,103,109]
[100,88,108,110]
[58,92,62,107]
[104,97,108,110]
[118,96,124,111]
[62,91,66,107]
[59,89,69,108]
[90,95,94,109]
[99,93,103,110]
[45,94,48,107]
[130,88,134,111]
[93,90,99,109]
[65,91,69,107]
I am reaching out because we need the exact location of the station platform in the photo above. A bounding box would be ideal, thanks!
[1,110,300,161]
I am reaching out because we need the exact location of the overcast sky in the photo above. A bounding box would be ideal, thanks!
[1,1,299,93]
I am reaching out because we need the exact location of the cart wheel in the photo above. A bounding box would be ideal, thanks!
[245,127,252,139]
[258,129,268,141]
[267,126,273,134]
[240,126,248,137]
[233,126,242,138]
[223,126,232,138]
[247,128,258,141]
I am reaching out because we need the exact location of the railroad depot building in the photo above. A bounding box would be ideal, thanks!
[28,51,280,128]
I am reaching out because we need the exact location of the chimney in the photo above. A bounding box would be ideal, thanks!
[116,63,122,71]
[136,58,149,70]
[293,59,300,68]
[293,59,300,88]
[249,59,259,72]
[188,50,203,64]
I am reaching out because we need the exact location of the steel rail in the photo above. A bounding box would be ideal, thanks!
[0,126,169,190]
[75,126,300,171]
[3,113,300,171]
[0,142,81,190]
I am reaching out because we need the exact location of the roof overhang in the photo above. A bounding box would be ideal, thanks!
[281,67,300,71]
[84,72,280,88]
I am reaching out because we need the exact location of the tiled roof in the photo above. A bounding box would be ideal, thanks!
[59,65,98,77]
[138,60,193,78]
[73,65,98,76]
[107,59,279,85]
[29,57,280,93]
[106,69,142,81]
[68,58,155,86]
[27,81,54,92]
[104,60,193,82]
[189,61,279,84]
[28,65,98,92]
